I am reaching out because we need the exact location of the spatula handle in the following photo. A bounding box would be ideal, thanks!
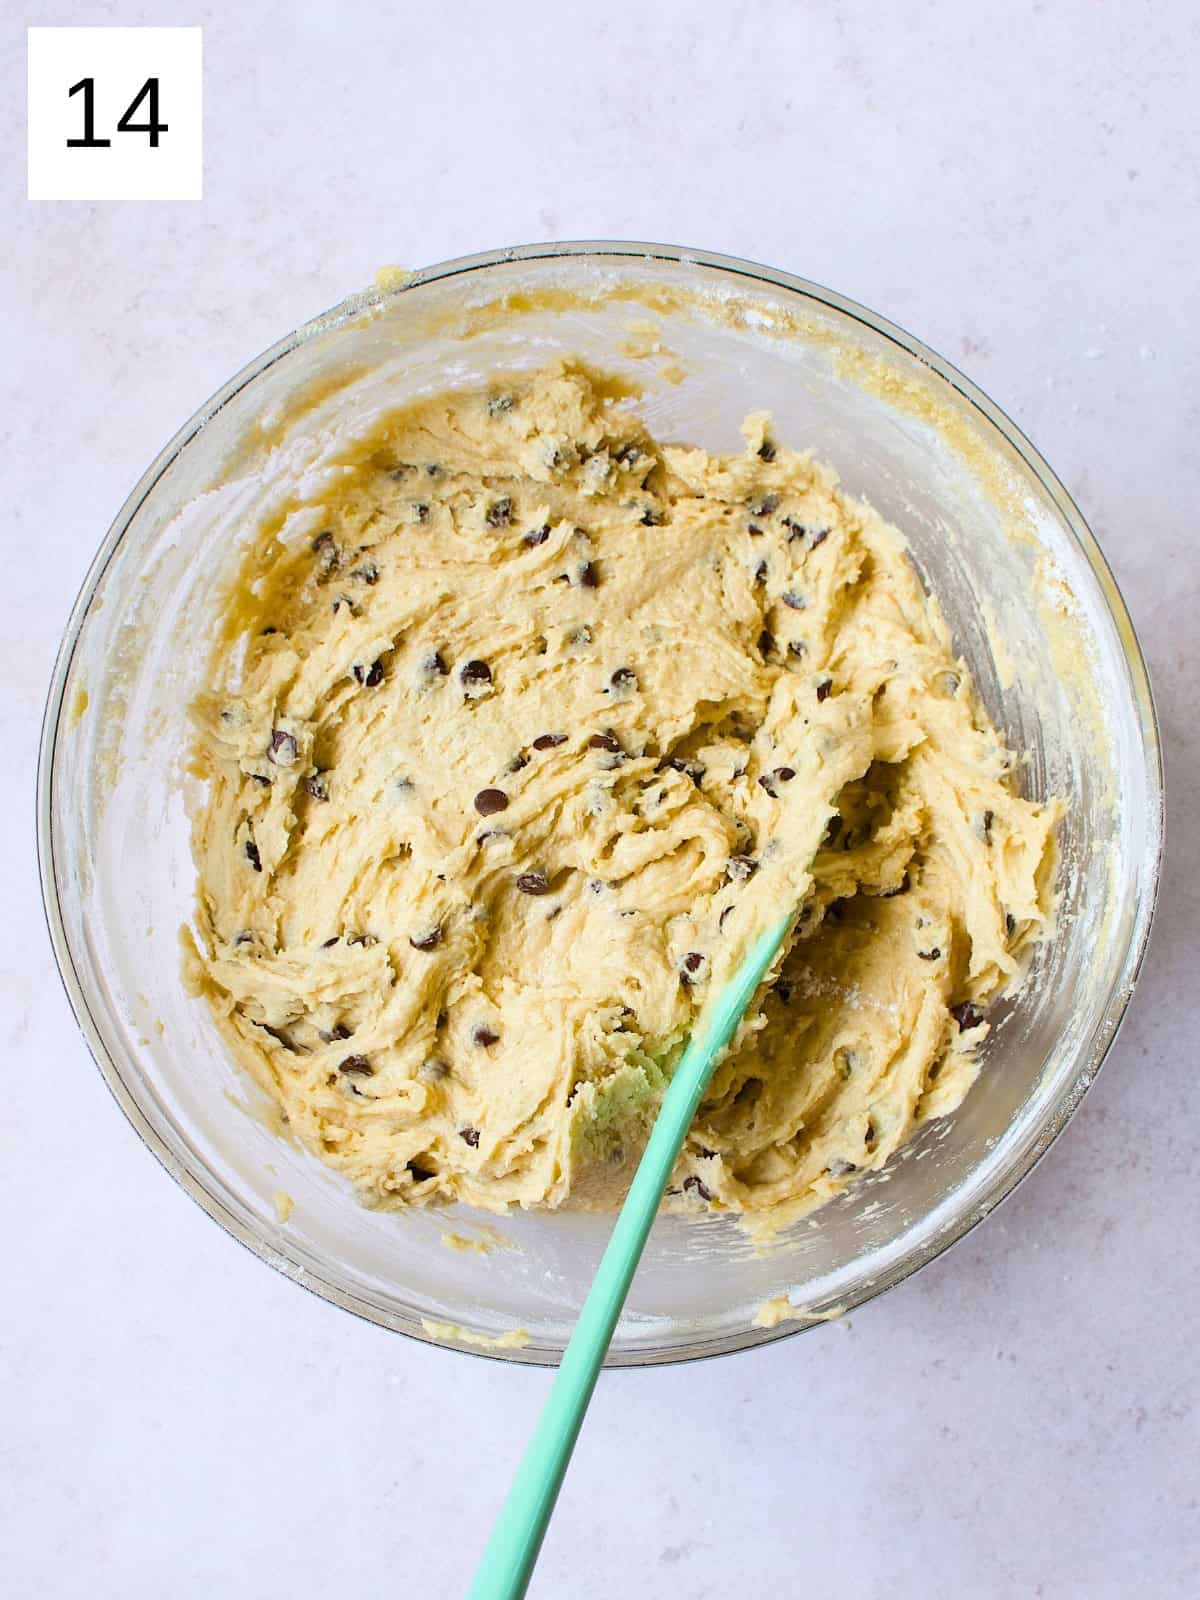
[467,913,793,1600]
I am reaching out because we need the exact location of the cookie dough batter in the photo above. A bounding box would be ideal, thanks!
[188,362,1060,1222]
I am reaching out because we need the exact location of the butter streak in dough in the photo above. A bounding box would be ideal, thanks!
[187,363,1060,1223]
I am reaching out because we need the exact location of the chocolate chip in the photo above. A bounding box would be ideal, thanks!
[918,947,942,961]
[758,440,777,462]
[810,527,830,549]
[508,753,530,773]
[787,641,806,660]
[234,930,254,946]
[409,926,442,952]
[346,932,377,947]
[311,530,335,554]
[683,1175,713,1202]
[487,393,515,416]
[471,1026,500,1048]
[353,660,384,687]
[952,1001,985,1031]
[303,773,329,802]
[640,508,663,526]
[610,667,638,691]
[251,773,271,786]
[589,731,623,753]
[523,524,551,547]
[245,840,262,871]
[726,854,759,881]
[259,1021,302,1053]
[473,788,509,816]
[423,651,448,676]
[754,559,768,585]
[268,729,299,767]
[825,1158,858,1177]
[719,905,734,930]
[413,502,431,523]
[389,464,415,481]
[758,766,795,797]
[321,936,340,948]
[983,809,994,844]
[486,496,512,528]
[1006,912,1017,936]
[864,1121,877,1146]
[407,1161,436,1181]
[680,951,705,984]
[816,678,833,701]
[751,493,780,516]
[425,465,441,477]
[758,630,776,659]
[781,591,807,610]
[459,1127,481,1147]
[516,871,551,895]
[567,625,592,646]
[338,1055,374,1078]
[332,594,360,617]
[460,659,492,687]
[660,756,705,787]
[578,561,600,588]
[532,733,567,750]
[350,562,379,585]
[747,523,765,538]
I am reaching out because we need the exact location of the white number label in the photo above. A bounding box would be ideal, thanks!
[28,28,202,201]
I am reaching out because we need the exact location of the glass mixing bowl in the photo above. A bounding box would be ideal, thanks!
[38,243,1162,1364]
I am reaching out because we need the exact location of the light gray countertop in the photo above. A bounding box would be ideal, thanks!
[4,3,1197,1594]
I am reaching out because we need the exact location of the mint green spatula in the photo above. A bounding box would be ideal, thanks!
[467,909,795,1600]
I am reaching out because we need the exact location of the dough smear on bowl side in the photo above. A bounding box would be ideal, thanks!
[185,361,1062,1224]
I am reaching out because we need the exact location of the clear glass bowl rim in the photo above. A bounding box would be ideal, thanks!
[37,239,1165,1366]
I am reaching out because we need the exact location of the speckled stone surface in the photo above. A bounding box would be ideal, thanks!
[4,3,1197,1595]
